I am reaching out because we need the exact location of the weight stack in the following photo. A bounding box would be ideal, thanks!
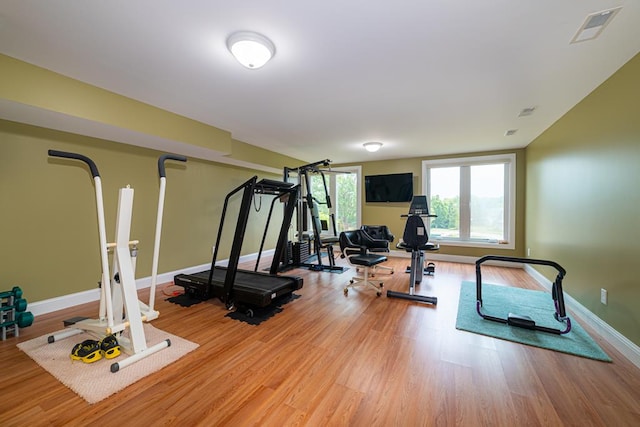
[281,240,293,265]
[293,241,310,265]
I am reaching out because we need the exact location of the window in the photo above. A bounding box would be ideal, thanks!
[422,154,515,249]
[310,166,361,233]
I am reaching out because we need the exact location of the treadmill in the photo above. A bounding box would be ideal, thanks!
[174,176,303,316]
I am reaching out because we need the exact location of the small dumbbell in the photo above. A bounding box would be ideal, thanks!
[14,298,28,313]
[17,311,34,328]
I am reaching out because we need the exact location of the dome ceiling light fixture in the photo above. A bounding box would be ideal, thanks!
[226,31,276,69]
[363,142,383,152]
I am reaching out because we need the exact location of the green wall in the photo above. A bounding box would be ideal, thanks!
[0,54,304,303]
[0,120,291,302]
[0,54,231,153]
[526,53,640,346]
[338,149,527,258]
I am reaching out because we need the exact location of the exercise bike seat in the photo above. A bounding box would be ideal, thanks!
[396,215,439,252]
[397,240,439,252]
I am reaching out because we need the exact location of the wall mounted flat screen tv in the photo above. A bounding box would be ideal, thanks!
[365,172,413,202]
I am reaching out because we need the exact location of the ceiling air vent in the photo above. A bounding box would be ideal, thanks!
[571,7,622,44]
[505,129,518,136]
[518,107,536,117]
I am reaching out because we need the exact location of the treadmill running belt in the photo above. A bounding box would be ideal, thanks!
[174,267,303,307]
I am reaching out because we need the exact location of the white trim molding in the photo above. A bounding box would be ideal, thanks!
[28,250,273,317]
[422,153,517,250]
[524,264,640,369]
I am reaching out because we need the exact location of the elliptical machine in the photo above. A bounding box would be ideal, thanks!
[46,150,186,373]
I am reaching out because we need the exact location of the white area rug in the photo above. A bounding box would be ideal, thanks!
[17,324,198,404]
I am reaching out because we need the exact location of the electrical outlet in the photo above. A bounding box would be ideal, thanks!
[527,247,531,256]
[212,245,216,255]
[600,288,608,305]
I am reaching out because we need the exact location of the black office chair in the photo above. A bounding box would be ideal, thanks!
[360,225,395,274]
[361,225,394,246]
[339,230,388,296]
[387,215,438,304]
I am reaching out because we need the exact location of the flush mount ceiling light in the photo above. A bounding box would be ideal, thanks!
[363,142,383,152]
[227,31,275,69]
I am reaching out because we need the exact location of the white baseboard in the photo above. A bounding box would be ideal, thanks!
[28,249,273,317]
[524,264,640,369]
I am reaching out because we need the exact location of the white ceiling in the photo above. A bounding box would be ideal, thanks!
[1,1,639,164]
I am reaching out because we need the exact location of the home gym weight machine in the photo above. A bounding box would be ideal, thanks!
[47,150,186,372]
[476,255,572,334]
[283,159,345,273]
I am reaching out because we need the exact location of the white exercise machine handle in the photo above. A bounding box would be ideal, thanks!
[48,150,115,327]
[149,154,187,311]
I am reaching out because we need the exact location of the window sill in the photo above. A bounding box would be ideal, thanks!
[434,239,515,250]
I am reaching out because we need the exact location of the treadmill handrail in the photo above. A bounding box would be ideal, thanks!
[208,176,258,286]
[254,183,299,273]
[225,176,259,200]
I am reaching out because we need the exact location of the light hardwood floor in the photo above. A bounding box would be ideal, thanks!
[1,258,639,426]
